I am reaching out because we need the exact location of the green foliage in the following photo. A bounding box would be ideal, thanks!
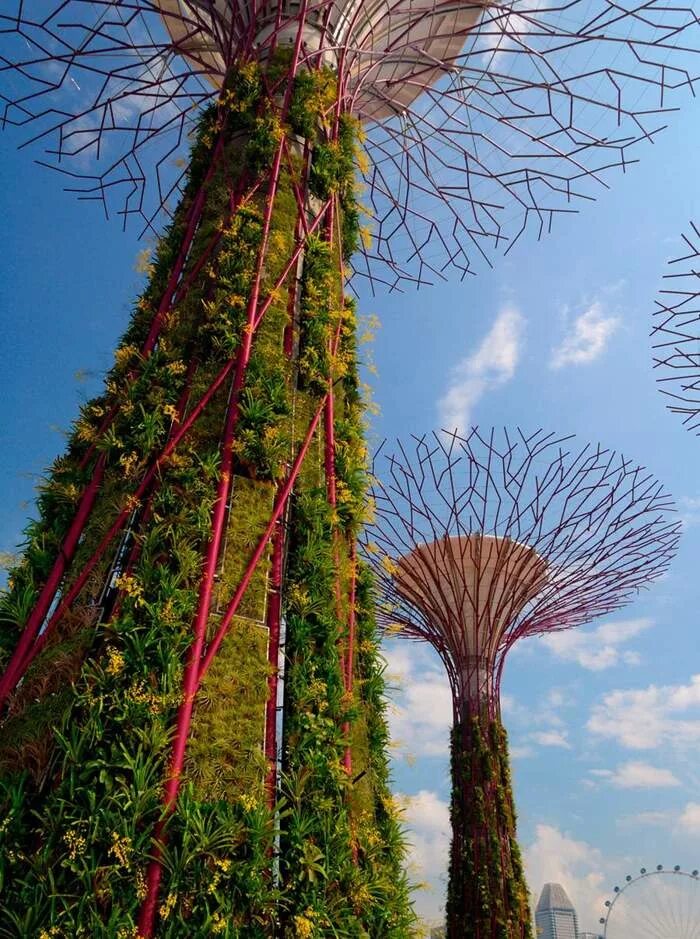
[0,59,412,937]
[445,714,533,939]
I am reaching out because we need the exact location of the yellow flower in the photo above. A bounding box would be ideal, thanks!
[159,892,177,920]
[166,360,187,376]
[108,831,132,868]
[135,868,147,901]
[119,451,140,478]
[380,555,399,576]
[114,344,139,369]
[163,403,179,422]
[105,647,126,677]
[238,793,258,813]
[211,911,227,934]
[63,828,87,860]
[385,622,404,635]
[114,574,145,607]
[293,910,317,938]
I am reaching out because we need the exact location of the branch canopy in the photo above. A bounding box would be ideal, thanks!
[2,0,700,287]
[362,428,680,700]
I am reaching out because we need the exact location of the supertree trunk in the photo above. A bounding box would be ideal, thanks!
[447,708,532,939]
[0,55,414,937]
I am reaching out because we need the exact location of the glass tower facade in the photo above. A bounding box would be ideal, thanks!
[535,883,579,939]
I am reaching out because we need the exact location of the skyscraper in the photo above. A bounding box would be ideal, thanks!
[536,883,579,939]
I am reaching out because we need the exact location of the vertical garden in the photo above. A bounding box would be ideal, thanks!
[0,55,415,937]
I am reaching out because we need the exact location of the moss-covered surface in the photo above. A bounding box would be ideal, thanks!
[446,714,532,939]
[0,57,415,937]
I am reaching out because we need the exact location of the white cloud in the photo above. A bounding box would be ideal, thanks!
[531,729,571,749]
[540,618,652,671]
[437,306,523,432]
[678,802,700,833]
[591,761,680,789]
[524,825,609,933]
[400,789,451,923]
[550,302,619,369]
[382,644,453,758]
[588,674,700,750]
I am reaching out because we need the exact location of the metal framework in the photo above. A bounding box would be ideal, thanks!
[652,222,700,433]
[2,0,700,290]
[600,866,700,938]
[362,428,680,938]
[0,1,698,934]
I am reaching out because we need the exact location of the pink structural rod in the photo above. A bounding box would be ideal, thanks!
[137,127,293,936]
[198,396,325,681]
[5,192,329,702]
[2,357,237,695]
[141,132,226,354]
[136,396,324,937]
[264,519,284,808]
[0,452,106,707]
[77,139,226,473]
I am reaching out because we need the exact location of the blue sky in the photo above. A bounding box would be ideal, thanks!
[2,81,700,938]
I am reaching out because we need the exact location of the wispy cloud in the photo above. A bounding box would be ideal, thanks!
[550,302,619,369]
[588,674,700,750]
[531,729,571,749]
[540,618,652,671]
[437,306,524,432]
[590,761,681,789]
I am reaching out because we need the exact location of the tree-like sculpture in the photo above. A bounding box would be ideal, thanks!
[363,429,680,939]
[652,222,700,433]
[0,1,698,935]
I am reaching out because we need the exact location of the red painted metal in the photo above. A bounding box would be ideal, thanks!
[198,396,325,682]
[0,453,106,709]
[2,357,238,694]
[142,133,227,355]
[365,428,681,714]
[5,0,698,290]
[137,393,325,934]
[651,221,700,434]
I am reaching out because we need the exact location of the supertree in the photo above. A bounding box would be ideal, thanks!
[362,428,680,939]
[652,221,700,433]
[0,1,698,936]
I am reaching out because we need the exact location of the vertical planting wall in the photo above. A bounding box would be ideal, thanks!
[447,712,532,939]
[0,58,414,938]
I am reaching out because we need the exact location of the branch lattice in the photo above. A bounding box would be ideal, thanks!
[2,0,700,289]
[362,428,680,707]
[652,221,700,433]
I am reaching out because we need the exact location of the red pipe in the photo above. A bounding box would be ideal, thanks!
[137,127,291,935]
[198,397,325,682]
[0,452,106,708]
[136,395,325,937]
[5,358,237,690]
[141,134,227,355]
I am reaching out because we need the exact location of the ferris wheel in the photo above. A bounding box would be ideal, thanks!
[601,866,700,938]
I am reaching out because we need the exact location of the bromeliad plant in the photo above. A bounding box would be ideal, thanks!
[0,52,415,938]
